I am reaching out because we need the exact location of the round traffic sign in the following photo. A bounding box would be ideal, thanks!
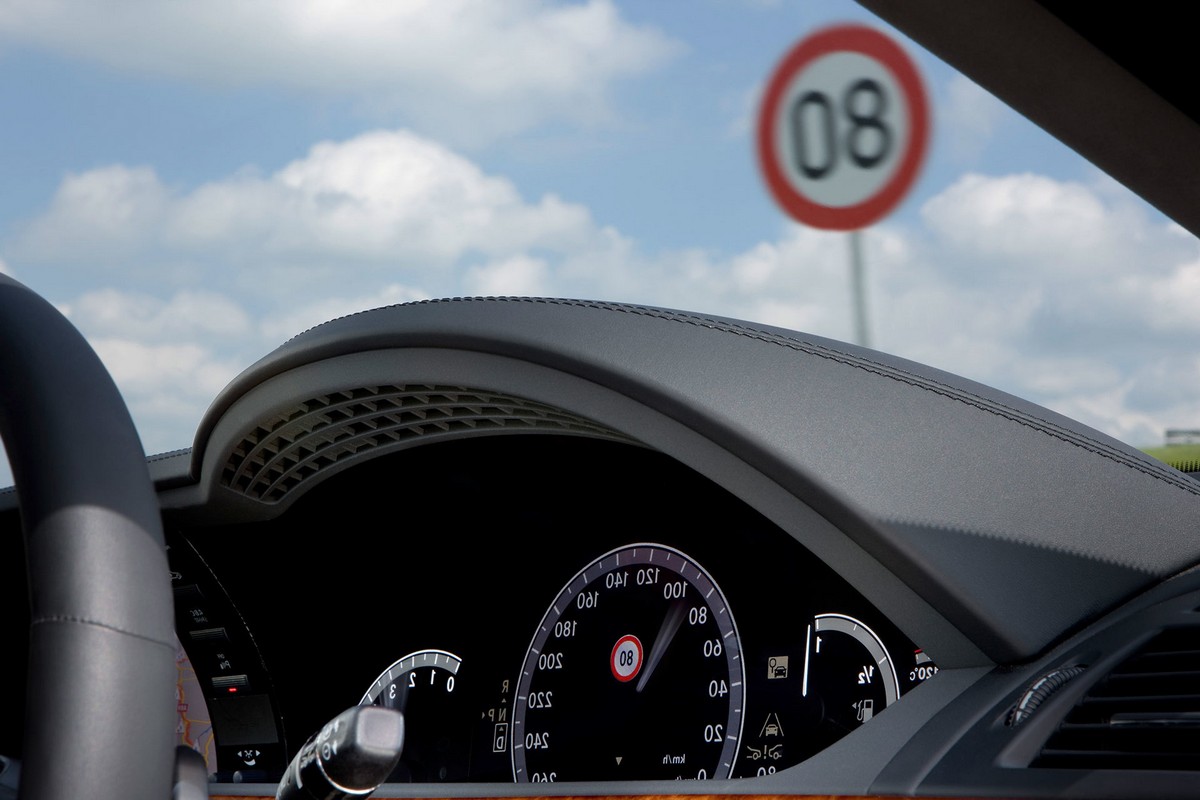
[756,23,930,230]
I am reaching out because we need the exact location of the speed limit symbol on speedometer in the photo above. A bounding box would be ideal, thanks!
[757,23,930,230]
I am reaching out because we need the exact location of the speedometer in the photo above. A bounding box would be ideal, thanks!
[512,543,744,783]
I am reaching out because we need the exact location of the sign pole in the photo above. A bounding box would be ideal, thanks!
[849,230,869,349]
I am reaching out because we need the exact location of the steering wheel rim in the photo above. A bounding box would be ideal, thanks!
[0,275,176,800]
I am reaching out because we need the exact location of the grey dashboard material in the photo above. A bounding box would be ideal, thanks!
[5,295,1200,798]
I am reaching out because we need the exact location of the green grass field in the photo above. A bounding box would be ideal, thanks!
[1140,443,1200,470]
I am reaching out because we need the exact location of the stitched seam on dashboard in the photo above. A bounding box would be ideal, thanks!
[299,296,1200,498]
[667,316,1198,495]
[147,447,190,463]
[31,614,176,647]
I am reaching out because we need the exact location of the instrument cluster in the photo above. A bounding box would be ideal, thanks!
[168,435,938,784]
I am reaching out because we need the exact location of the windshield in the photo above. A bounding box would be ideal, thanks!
[2,0,1197,487]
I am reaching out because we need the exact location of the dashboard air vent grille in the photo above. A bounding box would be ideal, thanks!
[1034,627,1200,770]
[220,384,638,503]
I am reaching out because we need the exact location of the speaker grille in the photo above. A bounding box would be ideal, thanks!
[219,384,637,503]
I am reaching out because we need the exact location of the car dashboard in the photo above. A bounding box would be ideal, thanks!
[164,433,935,785]
[4,297,1200,799]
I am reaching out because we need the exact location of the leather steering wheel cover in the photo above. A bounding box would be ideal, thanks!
[0,275,176,800]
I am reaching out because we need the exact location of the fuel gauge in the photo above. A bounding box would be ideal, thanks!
[801,613,899,733]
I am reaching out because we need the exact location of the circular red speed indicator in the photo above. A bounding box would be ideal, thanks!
[756,23,930,230]
[610,634,643,682]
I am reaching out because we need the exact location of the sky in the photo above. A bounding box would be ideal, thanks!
[2,0,1199,488]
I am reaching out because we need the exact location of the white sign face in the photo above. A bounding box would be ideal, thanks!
[772,51,909,207]
[757,25,929,230]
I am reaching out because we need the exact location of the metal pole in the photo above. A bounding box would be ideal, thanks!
[849,229,870,349]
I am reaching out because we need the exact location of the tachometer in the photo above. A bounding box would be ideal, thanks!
[512,543,744,782]
[360,649,470,782]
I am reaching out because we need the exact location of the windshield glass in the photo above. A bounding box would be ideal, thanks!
[2,0,1197,486]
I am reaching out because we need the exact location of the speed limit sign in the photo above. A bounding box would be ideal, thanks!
[756,24,930,230]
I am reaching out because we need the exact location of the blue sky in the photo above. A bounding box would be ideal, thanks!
[2,0,1198,487]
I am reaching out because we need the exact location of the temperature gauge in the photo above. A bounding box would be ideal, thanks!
[909,650,940,686]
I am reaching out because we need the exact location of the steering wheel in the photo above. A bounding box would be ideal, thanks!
[0,276,176,800]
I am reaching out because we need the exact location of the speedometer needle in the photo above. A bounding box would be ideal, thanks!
[636,599,687,693]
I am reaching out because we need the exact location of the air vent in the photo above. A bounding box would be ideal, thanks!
[1035,627,1200,770]
[220,384,638,503]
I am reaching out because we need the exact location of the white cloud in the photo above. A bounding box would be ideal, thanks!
[1127,259,1200,334]
[258,283,430,343]
[7,127,1199,460]
[85,337,247,455]
[17,130,600,291]
[18,166,169,264]
[465,255,552,297]
[61,288,253,341]
[91,338,238,402]
[921,172,1115,275]
[0,0,680,145]
[2,129,620,473]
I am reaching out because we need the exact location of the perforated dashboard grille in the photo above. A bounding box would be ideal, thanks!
[220,384,638,503]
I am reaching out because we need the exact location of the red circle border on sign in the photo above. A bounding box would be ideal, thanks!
[756,23,930,231]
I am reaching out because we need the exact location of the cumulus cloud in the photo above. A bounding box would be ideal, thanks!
[920,172,1130,279]
[258,283,430,343]
[18,166,169,264]
[1126,258,1200,334]
[5,128,1199,472]
[90,338,240,407]
[0,0,680,145]
[465,255,552,297]
[3,128,624,474]
[61,288,253,341]
[15,130,600,290]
